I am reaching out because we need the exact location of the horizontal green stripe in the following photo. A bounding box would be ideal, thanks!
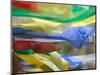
[12,6,96,23]
[16,49,35,54]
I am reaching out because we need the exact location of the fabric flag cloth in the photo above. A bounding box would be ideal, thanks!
[12,6,96,23]
[61,54,82,69]
[13,23,95,48]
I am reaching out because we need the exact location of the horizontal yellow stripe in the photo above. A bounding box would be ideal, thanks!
[27,68,43,72]
[32,18,61,27]
[12,17,61,27]
[72,15,95,27]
